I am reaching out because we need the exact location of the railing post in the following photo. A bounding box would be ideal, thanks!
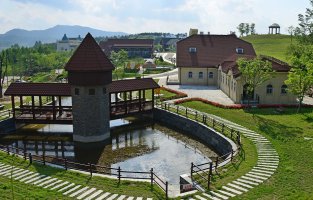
[165,181,168,199]
[6,145,10,155]
[208,162,213,189]
[212,119,215,128]
[42,153,46,165]
[222,124,225,134]
[29,153,32,164]
[89,163,93,176]
[190,162,193,178]
[118,166,121,183]
[185,108,188,117]
[24,151,27,160]
[150,168,154,187]
[215,157,219,168]
[231,129,233,139]
[176,106,179,113]
[231,150,234,162]
[64,158,68,170]
[195,111,197,121]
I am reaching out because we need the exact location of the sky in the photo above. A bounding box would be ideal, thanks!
[0,0,310,35]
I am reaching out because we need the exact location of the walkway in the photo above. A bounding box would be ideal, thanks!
[182,107,279,200]
[0,162,153,200]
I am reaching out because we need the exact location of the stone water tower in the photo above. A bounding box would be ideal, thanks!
[65,33,114,143]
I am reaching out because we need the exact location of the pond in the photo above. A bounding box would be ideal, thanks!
[0,118,219,190]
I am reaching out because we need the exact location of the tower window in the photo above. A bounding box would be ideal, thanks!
[188,71,193,78]
[189,47,197,53]
[199,72,203,79]
[89,88,95,95]
[75,88,79,95]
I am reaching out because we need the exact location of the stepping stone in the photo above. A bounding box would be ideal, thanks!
[241,176,263,183]
[0,166,13,174]
[95,192,111,200]
[257,162,279,166]
[237,178,259,186]
[246,173,268,180]
[19,173,39,182]
[256,164,277,169]
[85,189,103,200]
[146,198,153,200]
[126,197,134,200]
[11,170,28,178]
[251,169,274,175]
[14,171,34,180]
[38,178,58,187]
[0,167,17,175]
[3,168,24,176]
[107,194,119,200]
[63,185,81,195]
[210,191,229,200]
[25,174,46,184]
[222,186,242,195]
[202,192,221,200]
[248,172,272,177]
[253,167,276,171]
[218,190,236,197]
[227,183,248,192]
[135,197,143,200]
[58,183,75,192]
[232,180,254,188]
[33,176,52,185]
[69,186,89,197]
[51,181,69,190]
[0,164,9,169]
[77,188,97,199]
[195,195,207,200]
[43,179,62,189]
[117,195,126,200]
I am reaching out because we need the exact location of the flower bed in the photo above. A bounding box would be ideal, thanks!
[174,97,313,109]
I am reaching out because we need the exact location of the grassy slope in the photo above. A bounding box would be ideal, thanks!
[242,34,292,62]
[182,101,313,200]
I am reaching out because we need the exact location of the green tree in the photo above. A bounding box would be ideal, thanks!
[237,57,274,104]
[285,44,313,112]
[244,23,250,36]
[237,23,245,37]
[295,0,313,44]
[109,50,128,80]
[250,23,256,35]
[287,26,295,43]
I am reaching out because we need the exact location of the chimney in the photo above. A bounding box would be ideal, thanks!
[207,32,210,35]
[200,31,204,35]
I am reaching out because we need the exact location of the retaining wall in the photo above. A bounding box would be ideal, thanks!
[0,118,16,134]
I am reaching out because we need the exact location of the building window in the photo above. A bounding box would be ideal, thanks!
[236,48,244,54]
[89,88,95,95]
[208,72,214,79]
[199,72,203,79]
[189,47,197,53]
[188,71,193,78]
[281,85,287,94]
[75,88,79,95]
[103,88,107,94]
[266,84,273,94]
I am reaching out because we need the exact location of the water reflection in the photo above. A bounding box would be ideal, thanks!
[0,119,218,187]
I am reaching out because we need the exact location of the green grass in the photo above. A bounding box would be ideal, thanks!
[242,34,293,62]
[0,152,165,199]
[181,101,313,199]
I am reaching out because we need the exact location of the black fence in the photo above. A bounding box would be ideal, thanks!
[0,144,169,199]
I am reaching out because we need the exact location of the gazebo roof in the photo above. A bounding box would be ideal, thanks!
[65,33,114,72]
[269,23,280,28]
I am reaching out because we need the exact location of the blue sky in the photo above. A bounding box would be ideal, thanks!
[0,0,310,34]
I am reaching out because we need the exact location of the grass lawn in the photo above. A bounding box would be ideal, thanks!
[181,101,313,199]
[242,34,292,62]
[0,152,165,199]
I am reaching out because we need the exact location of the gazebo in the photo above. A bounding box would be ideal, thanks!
[269,23,280,34]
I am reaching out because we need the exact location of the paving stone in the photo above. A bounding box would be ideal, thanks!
[232,180,254,188]
[33,176,52,185]
[37,177,58,187]
[202,192,221,200]
[248,172,272,177]
[195,195,207,200]
[58,183,75,192]
[126,197,134,200]
[227,183,248,192]
[25,174,46,184]
[135,197,143,200]
[256,164,277,169]
[253,166,276,171]
[51,181,69,190]
[69,186,89,197]
[237,178,259,186]
[0,166,13,174]
[246,173,268,180]
[0,167,19,175]
[77,188,97,199]
[0,165,9,170]
[19,173,39,182]
[95,192,111,200]
[241,176,263,183]
[106,193,119,200]
[117,195,126,200]
[251,169,274,175]
[210,191,229,200]
[63,185,81,195]
[14,171,34,180]
[146,198,153,200]
[85,189,103,200]
[3,168,24,177]
[218,190,236,197]
[222,186,242,195]
[11,169,28,178]
[43,179,62,189]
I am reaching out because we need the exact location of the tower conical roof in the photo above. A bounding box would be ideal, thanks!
[65,33,114,72]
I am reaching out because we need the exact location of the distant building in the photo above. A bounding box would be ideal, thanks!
[268,23,281,34]
[99,39,154,58]
[160,38,180,51]
[56,34,82,51]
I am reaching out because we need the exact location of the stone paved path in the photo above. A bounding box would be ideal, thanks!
[187,109,279,200]
[0,162,153,200]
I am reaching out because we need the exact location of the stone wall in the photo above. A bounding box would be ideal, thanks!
[153,108,235,155]
[0,118,16,134]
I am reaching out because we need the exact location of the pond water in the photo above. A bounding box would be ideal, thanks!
[0,119,218,189]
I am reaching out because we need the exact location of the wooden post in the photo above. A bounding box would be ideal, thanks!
[195,111,197,121]
[208,162,213,188]
[118,166,121,183]
[58,96,62,116]
[42,141,46,165]
[89,163,93,176]
[124,92,127,114]
[39,96,42,114]
[6,145,9,155]
[31,95,35,119]
[165,181,168,199]
[152,89,155,109]
[190,162,193,178]
[176,106,179,113]
[64,158,68,170]
[150,168,154,186]
[213,119,215,128]
[11,96,15,119]
[139,90,142,111]
[185,108,188,117]
[52,96,56,120]
[29,153,32,164]
[19,96,23,109]
[215,157,219,168]
[143,90,146,108]
[231,129,233,139]
[222,124,225,134]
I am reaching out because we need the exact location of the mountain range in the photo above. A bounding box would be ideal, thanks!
[0,25,127,50]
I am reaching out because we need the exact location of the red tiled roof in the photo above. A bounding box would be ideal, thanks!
[4,83,71,96]
[4,79,159,96]
[177,34,256,68]
[65,33,114,72]
[99,39,154,48]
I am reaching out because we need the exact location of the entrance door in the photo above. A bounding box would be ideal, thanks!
[243,84,254,100]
